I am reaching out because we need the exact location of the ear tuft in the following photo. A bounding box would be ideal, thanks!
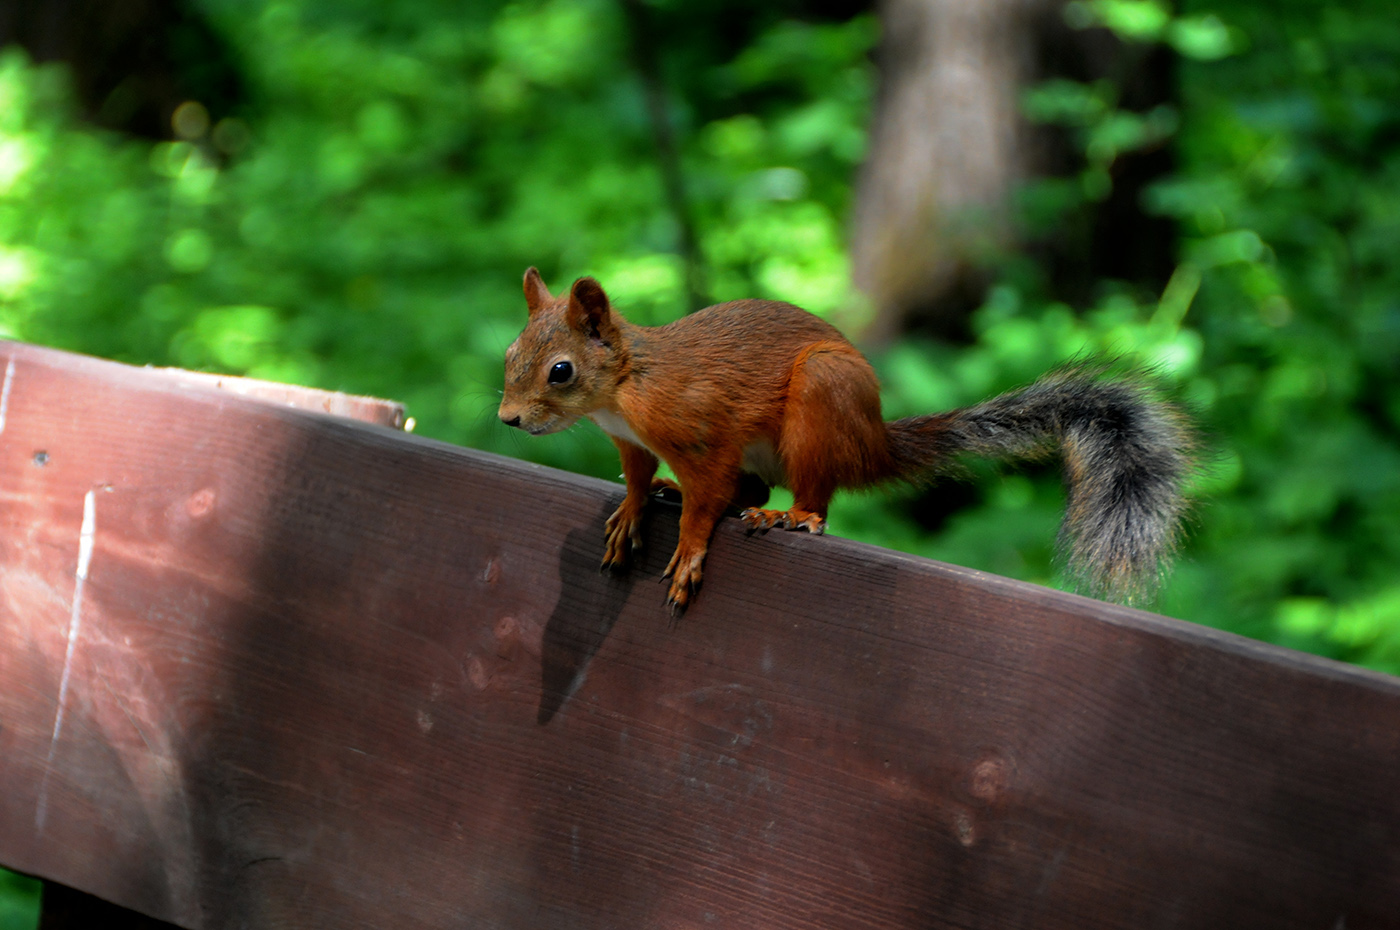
[523,266,552,316]
[571,277,608,313]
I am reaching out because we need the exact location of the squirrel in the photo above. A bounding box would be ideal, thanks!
[499,267,1193,614]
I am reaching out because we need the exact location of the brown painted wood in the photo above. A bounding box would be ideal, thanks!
[145,368,406,429]
[0,339,1397,929]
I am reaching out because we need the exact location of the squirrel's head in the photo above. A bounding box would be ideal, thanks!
[498,267,627,435]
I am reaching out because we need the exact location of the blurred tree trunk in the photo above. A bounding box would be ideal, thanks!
[852,0,1054,343]
[851,0,1175,344]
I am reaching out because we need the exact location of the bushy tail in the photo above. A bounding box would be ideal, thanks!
[884,368,1193,604]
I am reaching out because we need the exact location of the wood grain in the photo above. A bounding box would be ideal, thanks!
[1,340,1397,929]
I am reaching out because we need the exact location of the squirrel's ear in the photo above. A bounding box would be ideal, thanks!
[568,277,616,344]
[523,266,551,316]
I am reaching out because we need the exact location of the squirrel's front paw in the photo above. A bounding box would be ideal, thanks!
[662,544,706,616]
[602,501,645,570]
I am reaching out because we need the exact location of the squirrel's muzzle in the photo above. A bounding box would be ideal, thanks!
[497,398,524,429]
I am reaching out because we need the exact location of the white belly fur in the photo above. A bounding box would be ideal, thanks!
[590,411,786,486]
[589,410,653,453]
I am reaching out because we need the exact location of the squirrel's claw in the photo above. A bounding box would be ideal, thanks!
[741,507,826,535]
[740,507,781,533]
[662,545,704,612]
[603,499,647,570]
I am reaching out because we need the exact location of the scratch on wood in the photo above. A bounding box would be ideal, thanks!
[242,856,285,872]
[35,488,96,833]
[0,357,13,435]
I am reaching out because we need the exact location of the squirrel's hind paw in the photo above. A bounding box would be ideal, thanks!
[741,507,826,535]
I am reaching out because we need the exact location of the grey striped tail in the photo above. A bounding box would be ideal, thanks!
[885,369,1193,604]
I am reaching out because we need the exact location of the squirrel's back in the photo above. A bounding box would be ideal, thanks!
[652,300,846,357]
[622,300,863,439]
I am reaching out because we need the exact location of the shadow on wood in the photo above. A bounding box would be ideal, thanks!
[538,522,646,725]
[0,340,1398,929]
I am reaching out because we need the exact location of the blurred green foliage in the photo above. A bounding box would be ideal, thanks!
[0,0,873,466]
[2,1,1399,670]
[0,868,37,930]
[911,0,1400,671]
[2,0,1400,911]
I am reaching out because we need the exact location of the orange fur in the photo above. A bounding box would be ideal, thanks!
[498,269,900,613]
[499,268,1192,612]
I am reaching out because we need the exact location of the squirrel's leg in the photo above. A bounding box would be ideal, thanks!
[742,341,885,535]
[602,438,659,570]
[662,457,742,615]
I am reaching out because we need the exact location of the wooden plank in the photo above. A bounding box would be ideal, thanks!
[142,368,406,429]
[0,338,1397,929]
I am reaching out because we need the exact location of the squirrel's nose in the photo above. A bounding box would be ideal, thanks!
[501,414,521,428]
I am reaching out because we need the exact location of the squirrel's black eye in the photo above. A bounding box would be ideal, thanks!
[548,361,574,384]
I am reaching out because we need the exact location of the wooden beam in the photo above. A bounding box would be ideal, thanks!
[1,340,1397,929]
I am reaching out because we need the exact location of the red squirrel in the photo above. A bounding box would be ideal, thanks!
[499,267,1192,613]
